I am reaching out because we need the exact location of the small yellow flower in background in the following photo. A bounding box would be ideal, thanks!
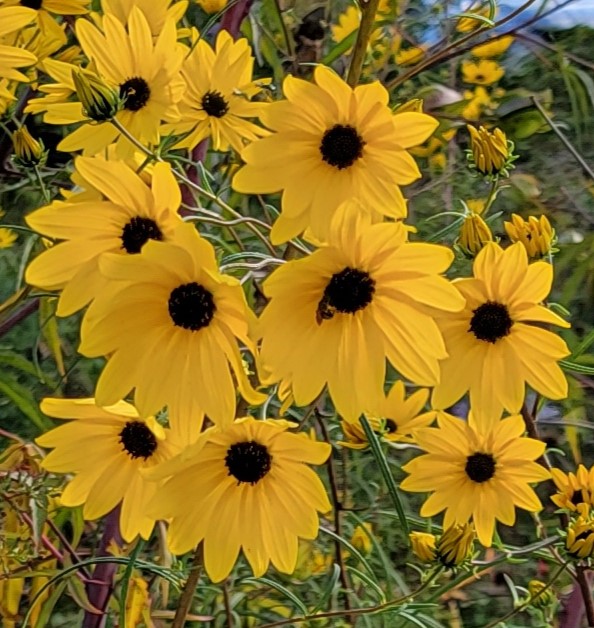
[294,540,333,578]
[12,126,46,168]
[350,523,373,555]
[462,85,495,120]
[551,465,594,512]
[401,412,550,546]
[72,69,122,122]
[148,418,332,582]
[462,59,505,85]
[0,227,18,249]
[457,4,491,32]
[504,214,555,259]
[410,531,437,563]
[528,579,555,609]
[471,35,514,58]
[467,125,515,178]
[565,507,594,560]
[466,198,486,214]
[395,46,425,66]
[436,523,475,568]
[196,0,227,13]
[394,98,424,114]
[458,212,493,257]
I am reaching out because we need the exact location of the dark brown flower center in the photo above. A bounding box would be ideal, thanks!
[121,216,163,254]
[225,440,272,484]
[465,452,496,483]
[120,77,151,112]
[168,282,215,331]
[317,267,375,322]
[320,124,365,170]
[384,419,398,433]
[201,90,229,118]
[469,301,513,343]
[20,0,42,8]
[119,421,157,459]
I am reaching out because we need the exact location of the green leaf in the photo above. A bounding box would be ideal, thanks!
[0,375,52,432]
[242,577,308,615]
[322,31,357,65]
[561,359,594,375]
[39,297,66,378]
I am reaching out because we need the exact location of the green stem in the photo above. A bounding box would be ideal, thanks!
[346,0,381,88]
[33,165,51,204]
[119,539,145,628]
[482,177,499,216]
[171,545,203,628]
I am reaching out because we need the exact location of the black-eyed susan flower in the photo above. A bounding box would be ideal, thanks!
[400,412,550,546]
[101,0,188,36]
[410,531,437,563]
[36,398,185,542]
[551,465,594,512]
[25,157,183,317]
[258,201,465,422]
[232,66,437,244]
[504,214,554,259]
[163,30,269,154]
[565,507,594,560]
[27,7,184,156]
[436,522,475,568]
[461,59,505,85]
[467,124,515,178]
[79,222,265,432]
[148,418,331,582]
[431,242,570,420]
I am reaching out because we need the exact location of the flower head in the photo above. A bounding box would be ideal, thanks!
[233,66,437,243]
[36,398,184,542]
[551,465,594,512]
[462,59,505,85]
[458,212,493,257]
[12,126,46,168]
[471,35,514,58]
[72,69,122,122]
[431,242,570,419]
[401,412,550,546]
[565,508,594,560]
[467,125,515,178]
[528,579,555,609]
[410,531,437,563]
[0,227,17,249]
[149,418,331,582]
[504,214,554,259]
[258,201,464,421]
[350,523,373,555]
[436,523,475,568]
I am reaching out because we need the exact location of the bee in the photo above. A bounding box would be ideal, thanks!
[316,295,336,325]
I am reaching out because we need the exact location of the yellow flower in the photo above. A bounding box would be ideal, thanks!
[395,46,424,66]
[401,412,550,546]
[148,418,332,582]
[258,201,464,422]
[163,30,269,154]
[462,86,494,120]
[79,222,265,433]
[339,416,384,449]
[551,465,594,512]
[72,69,122,122]
[566,510,594,560]
[26,7,184,157]
[462,59,505,85]
[0,227,17,249]
[436,523,475,567]
[232,66,438,244]
[466,198,486,214]
[410,531,436,563]
[36,398,186,542]
[457,4,491,32]
[0,41,36,82]
[528,579,555,609]
[12,126,45,168]
[431,242,570,419]
[471,35,514,58]
[101,0,188,35]
[196,0,227,13]
[350,523,373,555]
[504,214,554,259]
[294,540,333,578]
[458,213,493,257]
[25,157,183,316]
[467,125,514,177]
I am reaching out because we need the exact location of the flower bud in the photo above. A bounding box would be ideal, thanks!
[436,523,475,568]
[350,523,373,555]
[528,579,555,609]
[72,70,122,122]
[12,126,46,168]
[467,125,516,178]
[458,212,493,257]
[504,214,554,259]
[410,531,437,563]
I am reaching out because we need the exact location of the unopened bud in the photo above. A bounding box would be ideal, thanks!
[12,126,46,168]
[72,70,122,122]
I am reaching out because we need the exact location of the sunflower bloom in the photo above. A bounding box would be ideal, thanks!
[258,201,465,422]
[25,157,183,316]
[26,7,184,156]
[401,412,550,546]
[565,507,594,560]
[431,242,570,420]
[79,222,265,433]
[551,465,594,512]
[163,30,269,154]
[232,65,437,243]
[36,398,185,542]
[148,418,331,582]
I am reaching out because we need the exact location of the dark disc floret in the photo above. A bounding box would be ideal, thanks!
[121,216,163,254]
[120,77,151,112]
[384,419,398,433]
[469,301,513,343]
[319,124,365,170]
[317,267,375,320]
[465,452,496,483]
[225,440,272,485]
[168,282,216,331]
[201,91,229,118]
[119,421,158,459]
[20,0,42,8]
